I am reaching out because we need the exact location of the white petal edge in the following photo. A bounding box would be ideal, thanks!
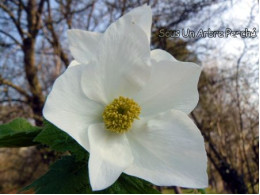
[134,55,202,116]
[82,15,151,104]
[151,49,177,62]
[68,60,80,68]
[88,123,133,191]
[123,4,152,43]
[124,109,208,188]
[43,65,104,151]
[67,30,102,64]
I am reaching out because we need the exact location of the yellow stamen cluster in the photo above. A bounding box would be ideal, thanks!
[103,96,141,133]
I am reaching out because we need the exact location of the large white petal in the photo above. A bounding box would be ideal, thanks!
[124,109,208,188]
[82,16,151,104]
[134,50,201,116]
[67,30,102,64]
[123,4,152,43]
[81,64,107,105]
[88,123,133,191]
[43,65,104,151]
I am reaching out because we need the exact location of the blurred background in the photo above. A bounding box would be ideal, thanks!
[0,0,258,193]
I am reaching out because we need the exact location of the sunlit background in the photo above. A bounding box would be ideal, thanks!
[0,0,258,193]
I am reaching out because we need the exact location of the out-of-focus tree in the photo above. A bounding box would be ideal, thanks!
[193,65,258,193]
[0,0,45,125]
[0,0,226,126]
[152,36,258,193]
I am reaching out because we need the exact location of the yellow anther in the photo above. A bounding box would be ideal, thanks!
[103,96,141,133]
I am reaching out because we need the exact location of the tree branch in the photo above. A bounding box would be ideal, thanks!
[45,0,69,67]
[0,75,30,98]
[0,29,22,47]
[0,98,28,104]
[0,2,24,38]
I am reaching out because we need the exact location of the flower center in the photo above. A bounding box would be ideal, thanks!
[103,96,141,133]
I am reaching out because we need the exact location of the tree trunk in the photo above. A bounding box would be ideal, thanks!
[22,0,45,126]
[23,38,44,126]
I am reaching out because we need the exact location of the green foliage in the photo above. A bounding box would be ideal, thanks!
[23,155,160,194]
[23,156,90,193]
[1,119,159,193]
[109,174,160,194]
[32,121,159,193]
[0,118,41,147]
[198,188,206,194]
[34,120,88,160]
[162,188,207,194]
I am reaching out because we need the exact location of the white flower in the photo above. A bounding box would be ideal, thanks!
[43,5,208,191]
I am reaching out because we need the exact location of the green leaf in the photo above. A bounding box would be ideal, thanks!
[23,156,90,193]
[23,155,160,194]
[104,173,160,194]
[198,188,206,194]
[34,120,88,160]
[0,118,41,147]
